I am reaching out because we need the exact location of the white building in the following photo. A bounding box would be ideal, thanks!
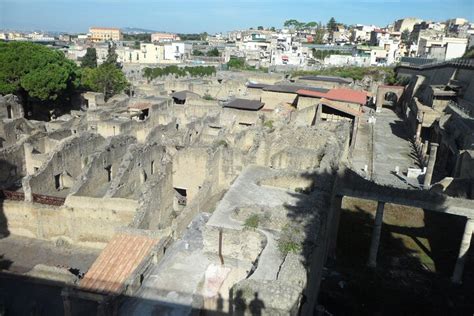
[417,37,468,61]
[164,42,192,61]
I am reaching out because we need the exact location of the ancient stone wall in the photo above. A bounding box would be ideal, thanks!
[22,133,106,200]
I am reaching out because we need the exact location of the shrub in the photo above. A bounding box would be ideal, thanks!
[278,223,304,256]
[217,140,228,148]
[203,93,215,100]
[244,214,260,229]
[263,120,274,129]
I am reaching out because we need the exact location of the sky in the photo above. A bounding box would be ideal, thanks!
[0,0,473,34]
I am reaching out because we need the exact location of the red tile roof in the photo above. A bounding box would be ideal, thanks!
[298,88,368,105]
[80,234,158,294]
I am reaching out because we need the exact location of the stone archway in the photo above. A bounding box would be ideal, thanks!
[376,85,404,112]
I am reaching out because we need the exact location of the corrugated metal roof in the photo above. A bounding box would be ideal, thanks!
[80,234,158,294]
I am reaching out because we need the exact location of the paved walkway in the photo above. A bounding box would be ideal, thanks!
[352,107,420,189]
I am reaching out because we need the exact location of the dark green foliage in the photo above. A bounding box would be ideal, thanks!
[203,93,215,100]
[123,33,151,42]
[178,33,207,41]
[284,19,306,29]
[244,214,260,229]
[401,29,411,45]
[81,48,97,68]
[293,66,397,82]
[206,48,220,57]
[81,63,128,100]
[81,46,128,100]
[192,49,205,56]
[143,65,216,81]
[327,17,338,32]
[227,57,246,69]
[0,41,79,101]
[312,49,351,60]
[463,47,474,58]
[278,223,303,256]
[105,43,120,67]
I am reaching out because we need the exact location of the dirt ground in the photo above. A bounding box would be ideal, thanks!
[319,197,474,315]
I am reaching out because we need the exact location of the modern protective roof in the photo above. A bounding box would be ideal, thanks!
[298,75,352,84]
[223,98,264,111]
[171,90,200,101]
[298,88,368,105]
[80,233,158,294]
[319,98,361,117]
[263,84,329,94]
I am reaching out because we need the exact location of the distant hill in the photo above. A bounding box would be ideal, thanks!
[122,27,158,34]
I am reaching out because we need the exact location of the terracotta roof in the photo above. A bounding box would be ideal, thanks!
[80,234,158,294]
[298,88,367,105]
[319,98,361,117]
[128,102,151,110]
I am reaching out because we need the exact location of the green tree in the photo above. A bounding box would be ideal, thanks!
[327,17,337,32]
[401,29,411,45]
[0,42,78,102]
[81,47,97,68]
[257,26,264,30]
[284,19,300,29]
[82,43,128,100]
[206,48,220,57]
[270,26,276,32]
[192,49,205,56]
[81,63,128,100]
[105,43,119,67]
[305,21,317,28]
[227,57,245,69]
[314,22,325,44]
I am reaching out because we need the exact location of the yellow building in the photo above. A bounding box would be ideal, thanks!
[89,27,123,42]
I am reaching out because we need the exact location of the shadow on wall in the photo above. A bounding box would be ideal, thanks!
[0,160,12,272]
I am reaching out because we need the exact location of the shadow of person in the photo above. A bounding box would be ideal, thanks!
[216,293,224,313]
[249,292,265,316]
[233,290,246,316]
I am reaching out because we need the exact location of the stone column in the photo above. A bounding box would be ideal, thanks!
[314,103,323,123]
[452,218,474,284]
[422,140,429,162]
[367,201,385,268]
[423,143,439,188]
[415,112,424,143]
